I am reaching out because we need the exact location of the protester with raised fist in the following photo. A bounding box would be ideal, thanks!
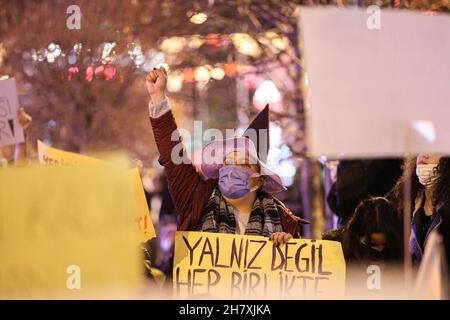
[145,68,308,246]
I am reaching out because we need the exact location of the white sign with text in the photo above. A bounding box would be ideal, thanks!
[0,78,24,147]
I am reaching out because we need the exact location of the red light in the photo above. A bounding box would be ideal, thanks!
[86,67,94,82]
[225,62,237,77]
[206,34,221,47]
[94,66,105,76]
[69,67,80,73]
[184,68,195,82]
[67,66,79,81]
[104,66,116,81]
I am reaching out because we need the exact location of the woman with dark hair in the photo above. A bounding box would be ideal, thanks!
[343,197,403,264]
[388,154,450,269]
[323,196,403,294]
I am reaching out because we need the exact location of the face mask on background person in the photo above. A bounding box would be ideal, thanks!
[366,247,391,262]
[218,165,260,199]
[416,164,439,186]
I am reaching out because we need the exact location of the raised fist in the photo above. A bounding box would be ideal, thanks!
[145,67,167,105]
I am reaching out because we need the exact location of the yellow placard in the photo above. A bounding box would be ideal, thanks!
[37,140,104,166]
[37,140,156,242]
[0,165,141,298]
[173,231,346,299]
[129,167,156,242]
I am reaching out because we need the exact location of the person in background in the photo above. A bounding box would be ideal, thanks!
[388,154,450,271]
[327,159,403,226]
[142,168,177,224]
[323,196,403,293]
[323,197,403,265]
[0,107,32,166]
[145,67,308,245]
[153,221,177,280]
[141,166,177,279]
[342,197,403,265]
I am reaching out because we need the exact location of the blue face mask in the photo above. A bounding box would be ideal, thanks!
[218,165,259,199]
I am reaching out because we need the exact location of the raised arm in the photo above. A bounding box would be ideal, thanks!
[145,68,212,228]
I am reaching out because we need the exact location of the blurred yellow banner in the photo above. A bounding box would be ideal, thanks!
[37,140,155,242]
[173,231,346,299]
[0,165,141,298]
[37,140,104,166]
[129,167,156,242]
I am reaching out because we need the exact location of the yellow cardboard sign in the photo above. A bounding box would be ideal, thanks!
[37,140,156,242]
[173,231,346,299]
[0,165,141,298]
[129,167,156,242]
[37,140,103,166]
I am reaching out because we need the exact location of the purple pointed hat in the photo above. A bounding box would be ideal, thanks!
[243,104,270,163]
[200,105,285,194]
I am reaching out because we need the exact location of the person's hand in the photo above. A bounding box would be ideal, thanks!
[145,67,167,105]
[269,232,293,247]
[17,107,32,132]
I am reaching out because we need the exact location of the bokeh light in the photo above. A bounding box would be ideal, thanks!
[189,12,208,24]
